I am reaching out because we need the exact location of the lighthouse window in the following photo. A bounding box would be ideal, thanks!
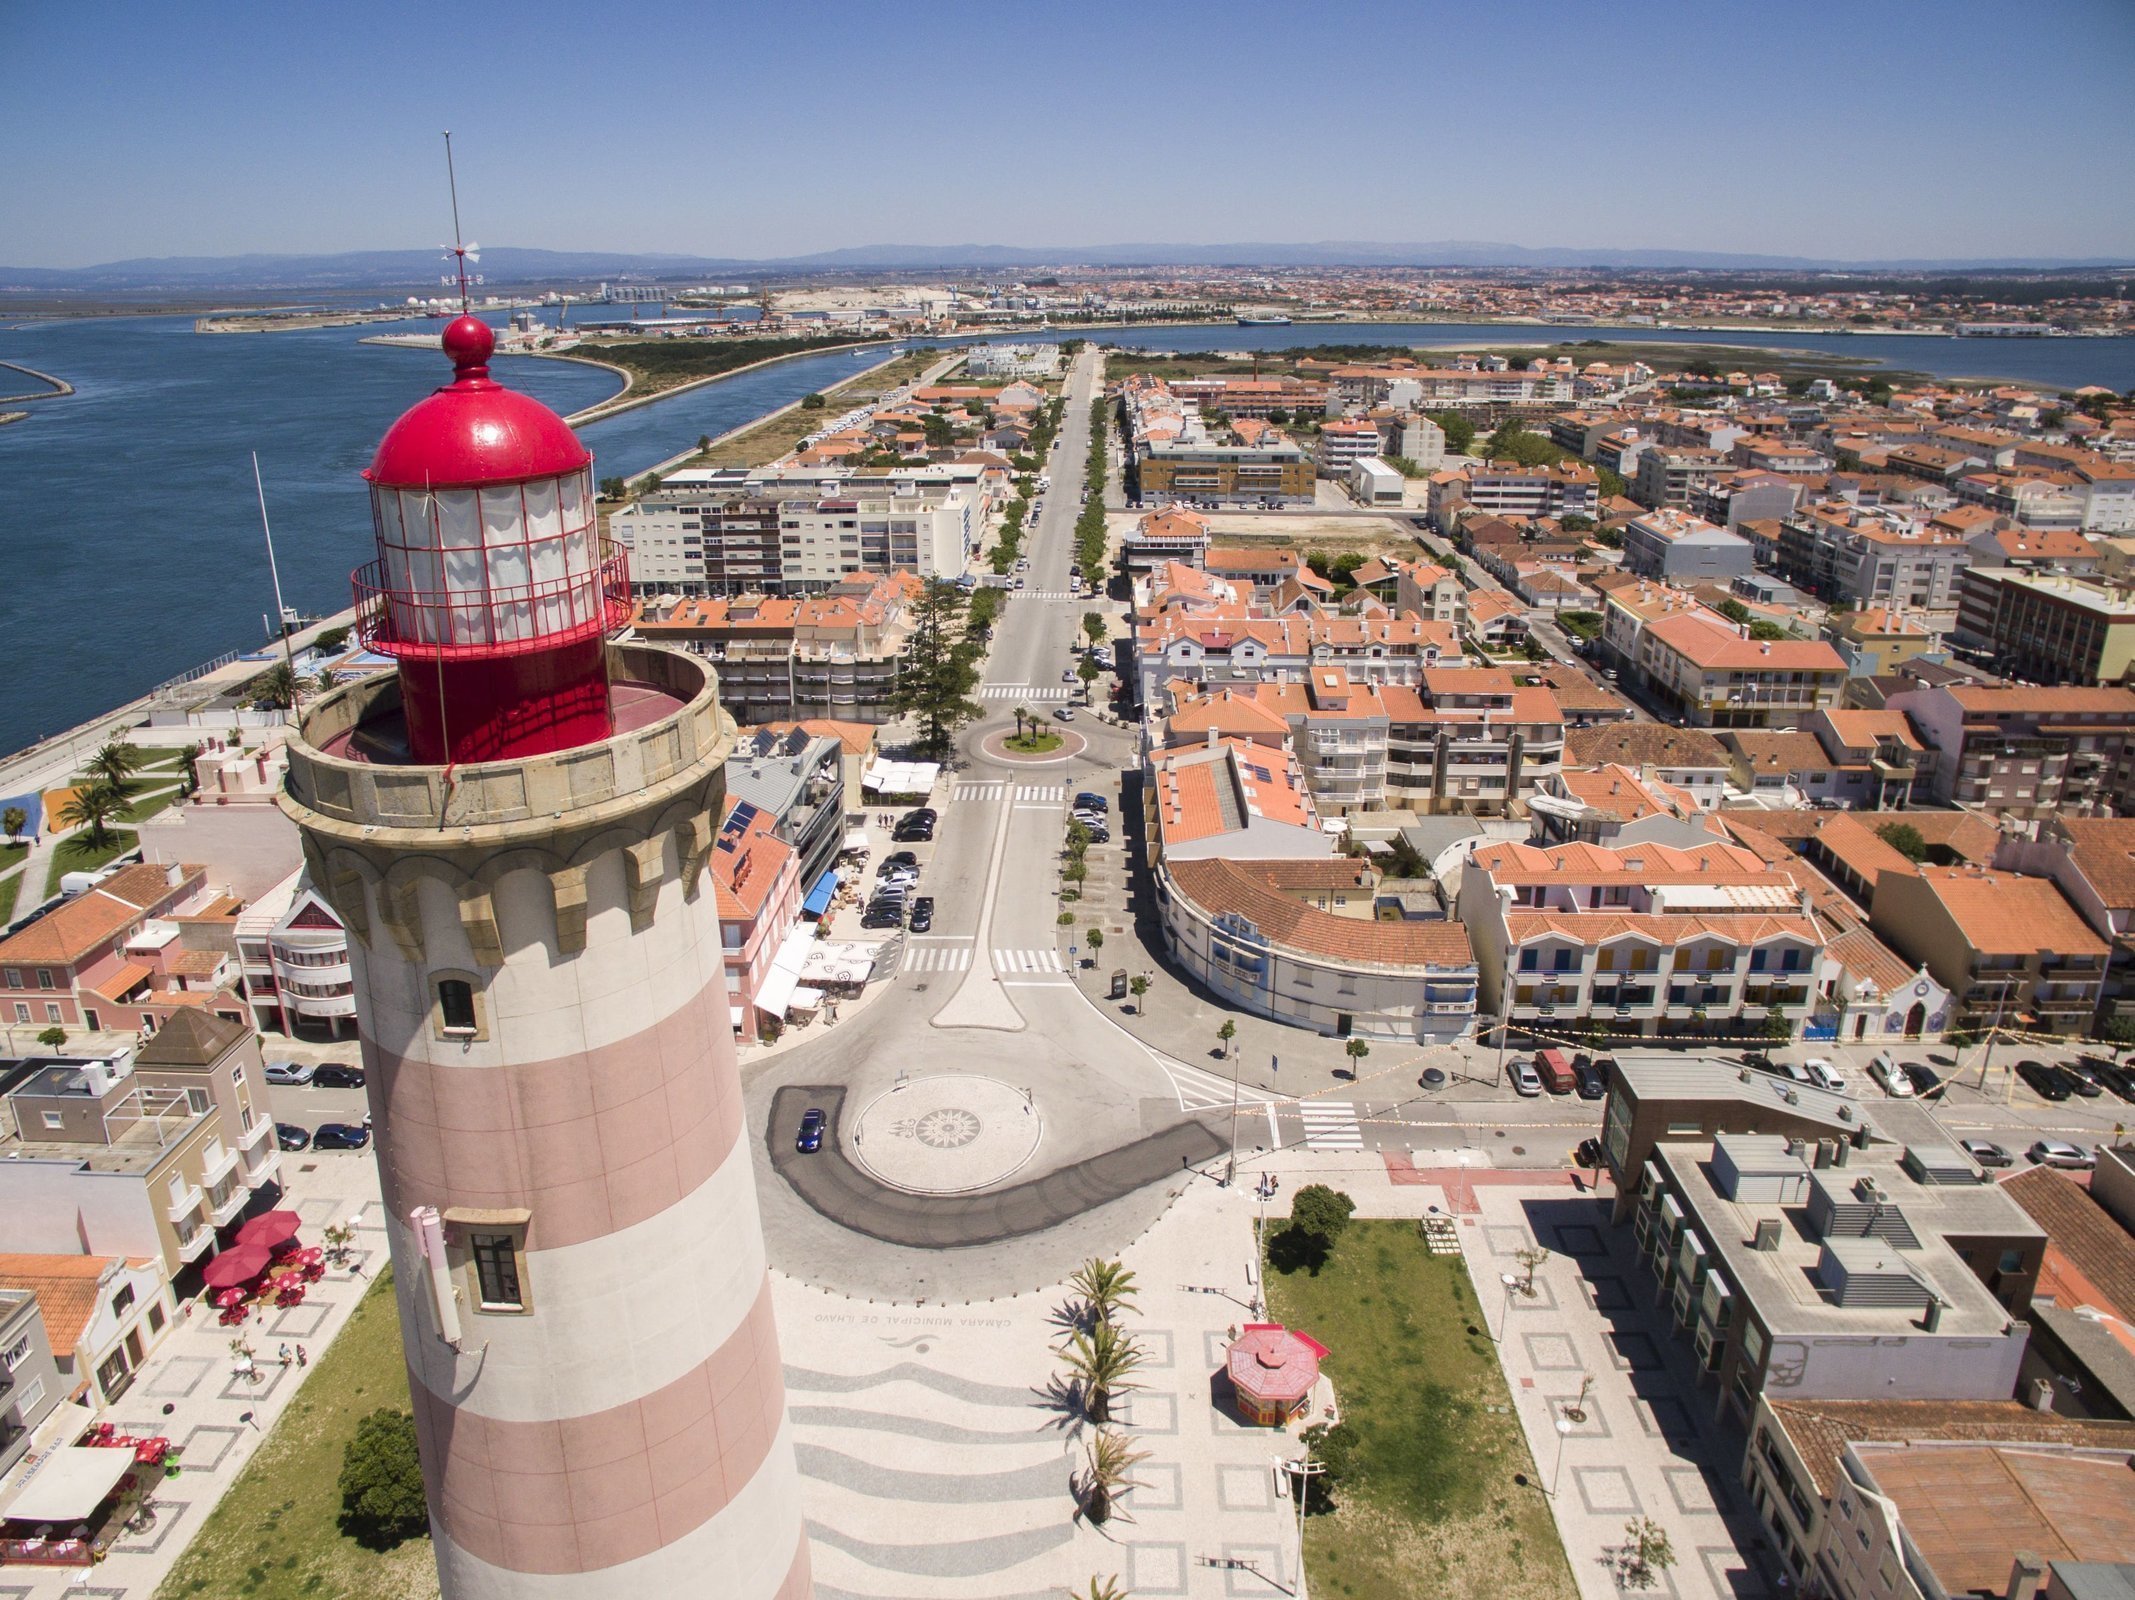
[437,978,478,1035]
[471,1233,523,1311]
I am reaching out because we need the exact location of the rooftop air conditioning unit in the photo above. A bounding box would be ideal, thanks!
[1753,1218,1784,1251]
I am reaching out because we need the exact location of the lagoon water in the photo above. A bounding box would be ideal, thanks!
[1,309,2131,759]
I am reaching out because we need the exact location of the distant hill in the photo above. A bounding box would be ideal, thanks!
[4,241,2131,292]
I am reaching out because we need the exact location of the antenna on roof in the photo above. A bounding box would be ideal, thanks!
[439,130,480,313]
[252,452,300,690]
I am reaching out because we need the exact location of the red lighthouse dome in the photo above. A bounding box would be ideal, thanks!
[354,315,629,765]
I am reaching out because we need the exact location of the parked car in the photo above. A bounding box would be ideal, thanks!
[1803,1058,1848,1094]
[795,1108,827,1154]
[2028,1139,2095,1171]
[908,895,935,933]
[310,1064,366,1090]
[1074,792,1108,813]
[894,817,936,842]
[2080,1056,2135,1103]
[1082,825,1111,844]
[2055,1059,2106,1099]
[2015,1059,2072,1102]
[1533,1048,1576,1095]
[1961,1138,2014,1168]
[1901,1062,1945,1099]
[264,1060,315,1086]
[274,1122,312,1151]
[1053,707,1075,722]
[312,1122,370,1151]
[884,850,918,870]
[1574,1136,1604,1170]
[1572,1058,1607,1100]
[1510,1060,1543,1097]
[1868,1055,1913,1097]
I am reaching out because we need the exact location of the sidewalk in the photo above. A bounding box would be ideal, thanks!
[0,1151,387,1599]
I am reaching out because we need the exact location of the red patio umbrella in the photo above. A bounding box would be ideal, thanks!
[236,1211,301,1251]
[212,1287,247,1310]
[201,1243,272,1290]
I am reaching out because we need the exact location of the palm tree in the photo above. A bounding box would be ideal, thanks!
[1061,1320,1146,1424]
[1080,1429,1151,1525]
[1065,1575,1129,1599]
[85,741,143,797]
[1014,704,1033,742]
[59,780,128,849]
[1069,1258,1139,1327]
[314,668,339,694]
[246,662,298,711]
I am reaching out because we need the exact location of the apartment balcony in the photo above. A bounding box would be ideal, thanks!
[239,1113,276,1149]
[1743,985,1810,1007]
[199,1142,241,1189]
[243,1144,282,1189]
[1590,985,1659,1011]
[208,1182,248,1227]
[165,1182,205,1226]
[176,1222,215,1263]
[1668,984,1735,1010]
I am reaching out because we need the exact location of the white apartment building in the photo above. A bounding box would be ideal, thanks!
[964,343,1062,380]
[1399,414,1446,471]
[776,488,976,585]
[235,869,355,1040]
[1315,418,1385,479]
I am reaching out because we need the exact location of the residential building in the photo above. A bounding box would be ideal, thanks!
[1202,546,1316,601]
[1315,417,1384,478]
[129,1009,281,1193]
[1870,864,2110,1035]
[1349,456,1405,506]
[711,799,802,1041]
[1618,1118,2040,1434]
[1779,505,1973,610]
[1633,446,1731,510]
[724,724,847,893]
[233,869,354,1040]
[0,862,235,1036]
[1145,736,1331,864]
[1964,524,2102,576]
[0,1288,63,1476]
[1634,607,1847,729]
[608,496,786,596]
[771,487,977,584]
[1135,434,1315,505]
[1529,763,1704,845]
[2000,1158,2135,1419]
[963,343,1061,380]
[1562,722,1734,808]
[1459,839,1827,1039]
[1119,505,1212,573]
[1397,413,1445,470]
[1428,460,1598,527]
[1130,602,1463,708]
[1825,606,1936,677]
[0,1255,177,1409]
[1884,683,2135,815]
[1693,468,1805,531]
[1953,567,2135,686]
[1623,509,1757,583]
[1994,816,2135,1022]
[0,1049,280,1277]
[1745,1397,2135,1600]
[1158,856,1477,1043]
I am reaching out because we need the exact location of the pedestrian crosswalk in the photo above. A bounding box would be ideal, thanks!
[1298,1099,1364,1152]
[1015,590,1077,601]
[980,683,1074,700]
[902,944,973,973]
[1161,1059,1275,1115]
[952,782,1065,802]
[992,947,1064,973]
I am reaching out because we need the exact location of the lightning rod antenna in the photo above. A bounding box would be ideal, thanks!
[443,130,472,313]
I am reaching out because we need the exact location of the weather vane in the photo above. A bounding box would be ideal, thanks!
[439,130,482,308]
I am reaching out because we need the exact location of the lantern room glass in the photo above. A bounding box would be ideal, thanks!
[369,466,604,649]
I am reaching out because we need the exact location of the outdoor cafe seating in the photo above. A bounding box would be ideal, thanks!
[0,1430,169,1567]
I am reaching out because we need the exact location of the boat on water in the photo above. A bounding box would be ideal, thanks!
[1236,314,1294,326]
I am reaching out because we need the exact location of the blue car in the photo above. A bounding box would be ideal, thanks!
[313,1122,370,1151]
[795,1108,826,1154]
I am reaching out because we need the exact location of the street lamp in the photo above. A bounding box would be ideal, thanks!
[1548,1416,1573,1497]
[1492,1271,1520,1342]
[1284,1441,1327,1600]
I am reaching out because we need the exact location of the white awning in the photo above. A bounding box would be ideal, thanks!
[753,924,820,1020]
[2,1445,137,1524]
[800,940,877,985]
[730,1005,745,1031]
[863,758,941,794]
[841,828,871,854]
[786,985,824,1015]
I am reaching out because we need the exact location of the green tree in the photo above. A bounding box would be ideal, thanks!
[1344,1037,1370,1071]
[1622,1516,1678,1586]
[312,625,350,653]
[1061,1320,1147,1424]
[1716,598,1751,625]
[58,780,127,849]
[1761,1007,1793,1041]
[1559,513,1596,532]
[37,1026,67,1049]
[1595,464,1628,500]
[1128,974,1150,1012]
[1216,1018,1237,1057]
[599,476,627,500]
[1298,1420,1355,1513]
[1078,657,1102,694]
[1484,419,1568,467]
[337,1408,428,1550]
[889,580,982,757]
[1271,1183,1356,1275]
[800,392,827,410]
[1878,822,1929,863]
[87,741,145,797]
[1086,928,1105,960]
[1069,1258,1139,1327]
[1748,620,1790,641]
[243,661,299,711]
[2,805,25,845]
[1013,705,1031,742]
[1082,611,1108,646]
[1426,409,1476,455]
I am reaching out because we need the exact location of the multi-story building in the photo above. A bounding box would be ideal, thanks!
[0,1286,63,1475]
[234,869,355,1040]
[1633,446,1731,510]
[1693,468,1805,531]
[963,342,1061,380]
[1778,505,1972,610]
[0,1039,280,1279]
[0,862,235,1037]
[1613,1107,2041,1431]
[608,496,784,596]
[1632,607,1847,729]
[1870,863,2109,1035]
[1397,413,1446,470]
[725,724,847,893]
[1314,417,1384,479]
[1119,504,1212,573]
[1135,435,1315,505]
[1884,683,2135,815]
[0,1254,176,1409]
[1744,1398,2135,1600]
[1459,839,1828,1039]
[1131,603,1463,708]
[1953,567,2135,686]
[1622,508,1756,583]
[772,488,976,584]
[1427,460,1598,527]
[710,799,801,1041]
[1824,606,1936,677]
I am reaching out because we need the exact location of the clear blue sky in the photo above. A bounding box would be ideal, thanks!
[6,0,2133,266]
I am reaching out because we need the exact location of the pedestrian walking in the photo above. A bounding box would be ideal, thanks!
[278,1343,292,1368]
[295,1344,308,1368]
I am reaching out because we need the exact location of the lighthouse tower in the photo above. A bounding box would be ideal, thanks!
[280,317,811,1599]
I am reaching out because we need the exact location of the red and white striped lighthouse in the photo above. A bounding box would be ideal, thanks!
[280,318,811,1599]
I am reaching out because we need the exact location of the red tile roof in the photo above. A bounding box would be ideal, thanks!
[1167,858,1472,969]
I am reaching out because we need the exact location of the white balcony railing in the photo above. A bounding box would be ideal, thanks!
[164,1183,204,1225]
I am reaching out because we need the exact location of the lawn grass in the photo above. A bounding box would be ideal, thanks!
[686,347,942,469]
[1004,730,1064,754]
[1265,1220,1575,1600]
[0,869,19,927]
[44,827,139,897]
[157,1270,435,1600]
[124,783,185,824]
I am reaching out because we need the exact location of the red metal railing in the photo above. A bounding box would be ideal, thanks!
[351,542,632,661]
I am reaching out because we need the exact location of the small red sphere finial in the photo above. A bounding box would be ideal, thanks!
[441,315,495,382]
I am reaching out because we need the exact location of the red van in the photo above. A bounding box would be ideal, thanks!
[1535,1048,1576,1095]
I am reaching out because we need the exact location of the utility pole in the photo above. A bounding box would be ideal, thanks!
[1286,1437,1326,1600]
[1225,1035,1241,1186]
